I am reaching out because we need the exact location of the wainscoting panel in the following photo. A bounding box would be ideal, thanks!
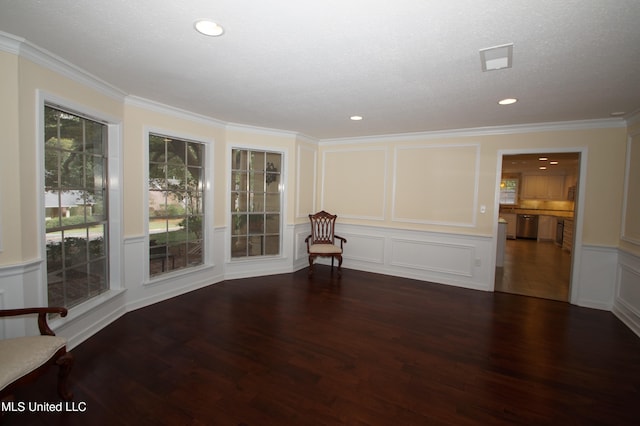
[614,250,640,337]
[343,233,385,264]
[128,228,226,310]
[0,260,41,339]
[316,223,494,291]
[295,227,309,264]
[575,245,618,310]
[390,238,474,277]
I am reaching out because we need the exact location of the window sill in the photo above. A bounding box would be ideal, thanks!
[49,288,127,332]
[229,254,285,263]
[143,263,217,287]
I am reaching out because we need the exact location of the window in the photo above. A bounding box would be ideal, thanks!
[500,178,519,205]
[231,149,282,258]
[44,106,109,308]
[148,134,205,276]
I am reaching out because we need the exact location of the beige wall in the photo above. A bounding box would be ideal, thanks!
[319,127,628,244]
[322,147,388,220]
[0,51,21,263]
[621,121,640,256]
[295,139,318,221]
[0,46,634,267]
[14,56,123,262]
[122,103,227,234]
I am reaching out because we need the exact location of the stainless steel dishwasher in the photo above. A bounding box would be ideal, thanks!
[516,214,539,239]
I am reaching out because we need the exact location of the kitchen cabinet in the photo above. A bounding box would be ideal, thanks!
[537,215,556,241]
[563,219,574,252]
[521,175,566,200]
[497,219,507,267]
[501,213,517,239]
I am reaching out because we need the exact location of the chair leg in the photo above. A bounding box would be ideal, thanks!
[56,351,74,401]
[308,255,314,276]
[337,255,343,276]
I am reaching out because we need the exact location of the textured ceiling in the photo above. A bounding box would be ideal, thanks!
[1,0,639,139]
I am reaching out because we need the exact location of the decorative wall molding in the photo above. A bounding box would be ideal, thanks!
[0,30,22,54]
[2,228,638,345]
[343,234,386,264]
[392,143,480,227]
[614,250,640,338]
[126,95,227,129]
[621,135,640,245]
[0,31,125,102]
[575,245,618,310]
[317,223,494,291]
[0,259,42,339]
[320,118,626,146]
[321,147,388,221]
[226,121,300,139]
[390,238,474,277]
[625,109,640,127]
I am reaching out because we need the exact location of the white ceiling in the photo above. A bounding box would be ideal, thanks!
[1,0,639,140]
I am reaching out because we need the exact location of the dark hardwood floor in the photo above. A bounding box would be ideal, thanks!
[4,266,640,425]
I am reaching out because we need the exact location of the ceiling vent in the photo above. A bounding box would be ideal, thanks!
[479,43,513,71]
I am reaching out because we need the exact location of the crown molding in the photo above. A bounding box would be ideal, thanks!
[0,31,126,102]
[1,30,633,144]
[295,133,320,146]
[319,118,627,146]
[125,95,227,129]
[225,121,302,139]
[626,108,640,127]
[0,31,22,54]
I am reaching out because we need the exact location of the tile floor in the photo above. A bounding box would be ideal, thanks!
[495,238,572,302]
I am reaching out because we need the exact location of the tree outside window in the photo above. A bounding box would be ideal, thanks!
[44,106,109,308]
[500,178,519,205]
[148,134,205,276]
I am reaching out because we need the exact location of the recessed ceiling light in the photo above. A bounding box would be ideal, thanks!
[498,98,517,105]
[550,161,559,165]
[610,111,626,117]
[539,166,547,170]
[350,115,363,121]
[194,20,225,36]
[539,157,548,161]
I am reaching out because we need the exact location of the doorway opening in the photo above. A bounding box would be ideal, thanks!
[494,151,581,302]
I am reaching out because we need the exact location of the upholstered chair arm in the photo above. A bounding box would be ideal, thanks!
[0,307,68,336]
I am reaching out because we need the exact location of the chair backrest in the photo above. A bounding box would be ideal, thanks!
[309,210,337,245]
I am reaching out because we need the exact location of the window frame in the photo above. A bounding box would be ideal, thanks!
[229,147,284,260]
[38,92,124,315]
[499,177,520,205]
[144,129,214,282]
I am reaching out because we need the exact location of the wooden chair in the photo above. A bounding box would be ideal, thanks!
[305,210,347,276]
[0,307,74,401]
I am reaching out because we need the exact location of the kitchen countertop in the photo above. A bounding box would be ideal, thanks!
[499,208,574,219]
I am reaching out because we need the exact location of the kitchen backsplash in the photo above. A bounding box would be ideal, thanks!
[517,199,574,211]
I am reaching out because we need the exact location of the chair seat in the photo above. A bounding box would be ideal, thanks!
[0,335,67,391]
[309,243,342,255]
